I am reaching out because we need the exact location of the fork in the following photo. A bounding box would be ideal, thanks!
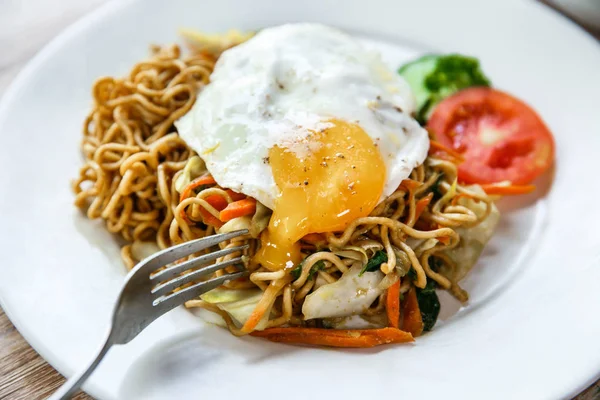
[48,229,250,400]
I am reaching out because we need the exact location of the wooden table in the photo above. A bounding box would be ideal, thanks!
[0,1,599,399]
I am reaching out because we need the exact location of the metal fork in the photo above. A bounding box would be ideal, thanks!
[48,229,249,400]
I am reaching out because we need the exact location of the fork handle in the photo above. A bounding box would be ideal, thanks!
[47,329,114,400]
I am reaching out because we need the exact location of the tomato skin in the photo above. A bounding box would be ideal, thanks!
[427,87,555,185]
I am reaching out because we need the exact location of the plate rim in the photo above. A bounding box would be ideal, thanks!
[0,0,599,399]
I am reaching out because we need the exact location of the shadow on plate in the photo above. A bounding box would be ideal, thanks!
[118,311,414,398]
[117,323,303,399]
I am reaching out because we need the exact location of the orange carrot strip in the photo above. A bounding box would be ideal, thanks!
[429,140,465,163]
[179,188,225,227]
[195,194,239,227]
[204,194,229,211]
[226,189,247,201]
[386,280,401,328]
[181,201,224,228]
[435,223,452,245]
[199,208,223,228]
[219,198,257,222]
[302,233,325,244]
[400,178,421,191]
[251,327,414,348]
[402,288,424,337]
[179,174,217,202]
[179,211,193,225]
[437,236,451,245]
[414,193,433,221]
[480,183,536,196]
[241,278,290,333]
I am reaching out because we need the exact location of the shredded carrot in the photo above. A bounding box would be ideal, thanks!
[429,140,465,163]
[198,208,223,228]
[302,233,325,244]
[386,280,401,328]
[414,193,433,221]
[480,183,536,196]
[179,211,193,225]
[179,185,226,227]
[400,178,421,191]
[204,194,229,211]
[180,199,225,228]
[402,288,423,337]
[241,278,290,333]
[226,189,247,201]
[251,327,414,348]
[435,224,452,245]
[219,198,257,222]
[179,174,217,202]
[437,235,451,245]
[451,192,478,206]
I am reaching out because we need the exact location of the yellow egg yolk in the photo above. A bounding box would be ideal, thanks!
[253,119,386,271]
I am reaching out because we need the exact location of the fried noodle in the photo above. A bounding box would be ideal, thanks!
[73,43,493,338]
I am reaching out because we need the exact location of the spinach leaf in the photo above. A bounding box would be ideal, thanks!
[416,280,441,331]
[308,261,325,280]
[290,260,325,281]
[430,173,445,201]
[429,256,444,272]
[359,250,388,276]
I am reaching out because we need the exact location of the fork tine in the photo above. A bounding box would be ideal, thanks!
[153,271,249,311]
[151,256,244,298]
[150,245,248,283]
[135,229,249,273]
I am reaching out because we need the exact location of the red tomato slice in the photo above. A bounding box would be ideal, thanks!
[427,87,555,185]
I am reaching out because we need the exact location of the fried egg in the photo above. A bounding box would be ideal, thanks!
[176,23,429,270]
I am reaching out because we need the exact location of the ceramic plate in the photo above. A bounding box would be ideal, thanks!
[1,0,599,399]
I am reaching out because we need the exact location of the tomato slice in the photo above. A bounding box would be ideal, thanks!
[427,87,555,185]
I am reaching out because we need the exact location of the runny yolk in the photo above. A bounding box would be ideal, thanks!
[253,119,386,271]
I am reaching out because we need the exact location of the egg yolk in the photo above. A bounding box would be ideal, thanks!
[253,119,386,271]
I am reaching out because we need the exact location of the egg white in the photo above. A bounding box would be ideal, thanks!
[176,23,429,209]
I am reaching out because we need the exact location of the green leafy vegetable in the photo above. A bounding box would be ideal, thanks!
[291,260,325,281]
[416,280,440,331]
[404,268,440,330]
[308,261,325,280]
[397,55,438,122]
[429,256,444,272]
[430,173,445,201]
[398,54,491,123]
[290,263,302,280]
[359,250,388,276]
[425,55,491,92]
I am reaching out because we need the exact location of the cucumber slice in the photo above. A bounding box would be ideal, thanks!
[398,54,439,120]
[399,54,492,124]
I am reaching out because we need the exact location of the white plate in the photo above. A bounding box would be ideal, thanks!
[1,0,600,399]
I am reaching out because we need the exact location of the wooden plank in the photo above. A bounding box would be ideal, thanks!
[0,309,92,399]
